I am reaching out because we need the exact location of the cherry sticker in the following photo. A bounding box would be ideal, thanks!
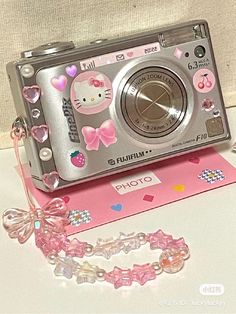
[70,71,113,115]
[193,69,215,93]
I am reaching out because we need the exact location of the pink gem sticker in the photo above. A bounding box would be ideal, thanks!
[70,71,113,115]
[31,125,49,143]
[42,171,60,191]
[22,85,41,104]
[193,69,216,93]
[174,47,183,59]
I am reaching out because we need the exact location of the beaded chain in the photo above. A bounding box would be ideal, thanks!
[2,125,190,289]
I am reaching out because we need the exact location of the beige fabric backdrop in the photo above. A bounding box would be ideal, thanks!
[0,0,235,148]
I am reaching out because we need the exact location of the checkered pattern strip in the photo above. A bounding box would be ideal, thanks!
[68,210,92,226]
[198,169,225,184]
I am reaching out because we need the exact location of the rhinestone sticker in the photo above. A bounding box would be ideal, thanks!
[31,108,41,119]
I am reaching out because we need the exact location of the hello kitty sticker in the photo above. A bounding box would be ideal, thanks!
[70,71,113,115]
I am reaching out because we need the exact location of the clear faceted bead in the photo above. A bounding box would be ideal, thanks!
[159,248,184,273]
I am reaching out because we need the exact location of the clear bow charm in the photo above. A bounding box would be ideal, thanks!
[2,198,69,244]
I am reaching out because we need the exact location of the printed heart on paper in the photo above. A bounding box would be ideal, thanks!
[31,125,49,143]
[111,203,123,212]
[42,172,60,191]
[66,65,77,77]
[127,51,134,58]
[62,196,70,204]
[22,85,41,104]
[188,156,200,164]
[51,75,68,91]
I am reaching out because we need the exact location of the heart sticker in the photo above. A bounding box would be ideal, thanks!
[31,125,49,143]
[51,75,67,91]
[188,157,200,164]
[66,65,77,77]
[127,51,134,58]
[42,172,60,191]
[111,203,123,212]
[22,85,41,104]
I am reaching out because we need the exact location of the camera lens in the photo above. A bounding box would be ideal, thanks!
[194,45,205,58]
[121,67,187,138]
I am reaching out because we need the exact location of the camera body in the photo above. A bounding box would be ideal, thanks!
[7,20,230,192]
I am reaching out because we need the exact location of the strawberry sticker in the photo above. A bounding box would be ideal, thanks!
[70,150,86,168]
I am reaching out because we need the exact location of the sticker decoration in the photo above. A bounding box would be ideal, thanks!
[202,99,215,112]
[193,69,215,93]
[31,125,49,143]
[174,47,183,59]
[51,75,68,91]
[22,85,41,104]
[82,119,117,151]
[65,65,78,78]
[70,71,113,115]
[68,209,92,226]
[198,169,225,184]
[42,171,60,191]
[70,150,86,168]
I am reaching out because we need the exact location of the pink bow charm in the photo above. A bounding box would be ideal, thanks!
[2,198,69,244]
[89,77,104,88]
[82,119,117,151]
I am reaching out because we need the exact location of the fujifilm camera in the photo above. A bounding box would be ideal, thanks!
[7,20,230,192]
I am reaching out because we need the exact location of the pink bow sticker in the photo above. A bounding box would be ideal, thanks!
[89,77,104,88]
[82,119,117,151]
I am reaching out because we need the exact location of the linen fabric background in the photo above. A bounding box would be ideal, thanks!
[0,0,235,148]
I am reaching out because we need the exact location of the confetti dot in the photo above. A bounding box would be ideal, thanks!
[173,184,185,192]
[143,194,154,202]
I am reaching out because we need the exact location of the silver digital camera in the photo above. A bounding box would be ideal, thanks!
[7,20,230,192]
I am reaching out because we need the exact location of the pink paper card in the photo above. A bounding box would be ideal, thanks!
[24,148,236,235]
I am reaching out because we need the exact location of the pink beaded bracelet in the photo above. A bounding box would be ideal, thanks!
[2,125,190,289]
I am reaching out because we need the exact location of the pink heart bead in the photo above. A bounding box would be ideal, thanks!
[22,85,41,103]
[31,125,49,143]
[66,65,77,77]
[42,172,60,191]
[51,75,67,91]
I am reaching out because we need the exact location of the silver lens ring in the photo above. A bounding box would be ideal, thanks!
[121,67,187,138]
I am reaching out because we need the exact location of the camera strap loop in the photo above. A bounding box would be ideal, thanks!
[2,121,190,288]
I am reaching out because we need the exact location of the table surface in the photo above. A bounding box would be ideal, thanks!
[0,107,235,314]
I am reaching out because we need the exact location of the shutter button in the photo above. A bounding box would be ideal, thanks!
[21,41,75,58]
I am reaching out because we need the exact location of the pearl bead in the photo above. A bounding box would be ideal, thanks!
[47,252,58,265]
[20,64,35,78]
[85,244,94,256]
[151,262,163,275]
[137,232,147,245]
[39,148,52,161]
[96,269,105,281]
